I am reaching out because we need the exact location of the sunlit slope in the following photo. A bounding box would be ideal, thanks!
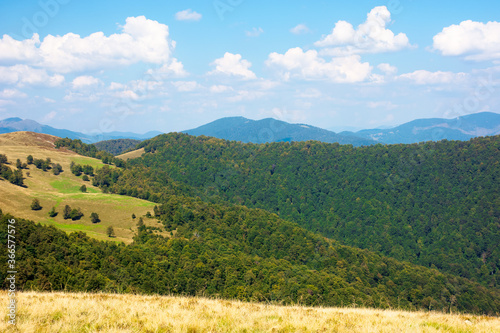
[1,291,499,333]
[0,131,156,243]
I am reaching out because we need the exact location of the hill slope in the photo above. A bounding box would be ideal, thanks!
[2,291,499,332]
[125,133,500,289]
[0,132,157,243]
[183,117,376,146]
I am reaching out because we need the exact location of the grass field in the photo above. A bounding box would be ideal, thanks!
[1,291,499,332]
[0,132,161,243]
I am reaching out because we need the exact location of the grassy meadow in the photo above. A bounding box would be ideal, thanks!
[1,291,499,332]
[0,132,160,243]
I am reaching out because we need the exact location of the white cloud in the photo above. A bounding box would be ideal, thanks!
[72,75,102,89]
[172,81,200,92]
[246,27,264,37]
[399,70,467,85]
[266,47,372,83]
[0,34,41,64]
[315,6,412,55]
[210,85,233,93]
[42,111,57,122]
[0,88,27,99]
[377,63,398,75]
[227,90,266,102]
[433,20,500,61]
[146,58,188,79]
[0,65,64,87]
[175,9,202,22]
[0,16,179,73]
[209,52,257,80]
[290,24,311,35]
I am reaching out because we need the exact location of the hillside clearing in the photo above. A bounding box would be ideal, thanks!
[0,132,160,243]
[1,291,499,332]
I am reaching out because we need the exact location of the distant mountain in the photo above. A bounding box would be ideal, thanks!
[0,117,162,143]
[183,117,376,146]
[346,112,500,144]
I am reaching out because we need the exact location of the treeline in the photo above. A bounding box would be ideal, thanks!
[55,138,126,167]
[1,209,499,315]
[93,139,141,155]
[122,134,500,288]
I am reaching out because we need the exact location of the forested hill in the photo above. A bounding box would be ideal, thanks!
[93,139,141,155]
[120,134,500,289]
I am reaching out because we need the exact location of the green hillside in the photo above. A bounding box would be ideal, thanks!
[103,133,499,288]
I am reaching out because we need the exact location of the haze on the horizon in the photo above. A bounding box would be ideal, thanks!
[0,0,499,134]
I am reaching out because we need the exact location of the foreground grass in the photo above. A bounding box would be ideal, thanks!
[1,291,499,332]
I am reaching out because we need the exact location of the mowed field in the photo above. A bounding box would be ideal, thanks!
[1,291,499,332]
[0,132,158,243]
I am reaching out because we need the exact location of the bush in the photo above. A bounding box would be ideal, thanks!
[80,185,87,192]
[27,155,33,164]
[106,226,115,237]
[63,205,72,219]
[70,208,83,220]
[90,212,100,223]
[48,207,57,217]
[82,175,90,181]
[31,198,42,211]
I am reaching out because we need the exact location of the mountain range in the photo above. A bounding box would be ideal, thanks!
[0,117,162,143]
[2,112,500,145]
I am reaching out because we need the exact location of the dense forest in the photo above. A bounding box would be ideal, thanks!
[122,134,498,289]
[1,207,499,315]
[93,139,141,155]
[55,134,500,290]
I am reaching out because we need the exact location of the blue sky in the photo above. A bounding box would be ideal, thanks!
[0,0,499,134]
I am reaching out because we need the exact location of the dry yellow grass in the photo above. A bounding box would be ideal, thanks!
[1,291,499,332]
[117,148,145,161]
[0,132,161,243]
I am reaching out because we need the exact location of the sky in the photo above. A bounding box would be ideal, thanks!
[0,0,499,135]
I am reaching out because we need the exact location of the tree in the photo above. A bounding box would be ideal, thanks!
[52,163,63,175]
[48,207,57,217]
[27,155,33,164]
[82,175,90,181]
[0,154,7,164]
[90,212,100,223]
[146,211,152,218]
[63,205,72,219]
[137,217,144,228]
[80,185,87,192]
[132,213,136,219]
[31,198,42,211]
[70,208,83,220]
[106,226,115,237]
[9,169,24,186]
[16,159,22,169]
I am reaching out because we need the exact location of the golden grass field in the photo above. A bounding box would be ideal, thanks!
[1,291,499,332]
[0,132,161,243]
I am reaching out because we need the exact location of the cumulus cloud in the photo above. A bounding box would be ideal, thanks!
[290,24,311,35]
[172,81,200,92]
[0,88,27,99]
[399,70,467,85]
[0,65,64,87]
[72,75,102,89]
[266,47,372,83]
[246,27,264,37]
[209,52,257,80]
[315,6,412,55]
[175,9,202,21]
[0,16,179,73]
[377,63,398,75]
[433,20,500,61]
[146,58,188,79]
[210,85,233,93]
